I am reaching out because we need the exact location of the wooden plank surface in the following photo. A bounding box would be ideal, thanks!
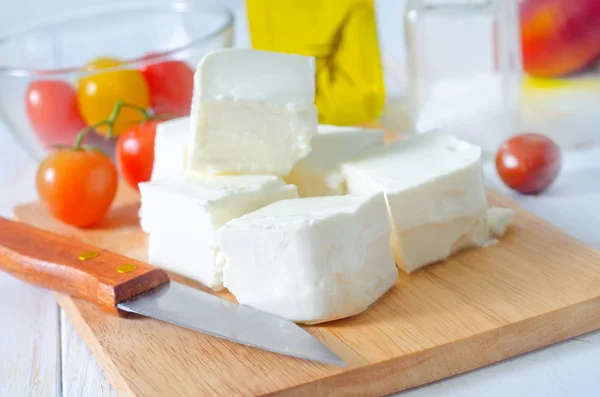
[13,183,600,397]
[0,152,62,397]
[61,310,118,397]
[0,278,61,397]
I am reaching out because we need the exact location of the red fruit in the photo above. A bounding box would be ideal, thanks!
[116,120,159,191]
[520,0,600,77]
[495,133,561,195]
[140,56,194,117]
[36,148,118,228]
[25,80,87,146]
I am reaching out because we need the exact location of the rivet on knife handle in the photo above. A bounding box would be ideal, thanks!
[0,217,169,315]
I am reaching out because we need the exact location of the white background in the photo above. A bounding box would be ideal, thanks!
[1,1,600,397]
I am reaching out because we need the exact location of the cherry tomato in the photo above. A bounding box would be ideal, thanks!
[25,80,86,146]
[76,56,122,89]
[495,133,561,195]
[36,148,118,227]
[84,56,122,70]
[116,120,159,191]
[77,56,150,137]
[140,57,194,116]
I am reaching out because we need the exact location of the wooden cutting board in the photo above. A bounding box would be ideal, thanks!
[13,183,600,397]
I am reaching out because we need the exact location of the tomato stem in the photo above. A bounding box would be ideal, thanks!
[103,100,151,139]
[73,121,109,149]
[72,100,154,149]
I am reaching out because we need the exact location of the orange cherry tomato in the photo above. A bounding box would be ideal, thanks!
[77,57,150,137]
[36,148,118,227]
[140,57,194,117]
[116,120,159,191]
[25,80,86,146]
[495,133,561,195]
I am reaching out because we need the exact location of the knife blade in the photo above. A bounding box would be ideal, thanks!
[0,217,345,367]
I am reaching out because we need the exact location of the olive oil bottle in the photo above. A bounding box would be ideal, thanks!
[246,0,386,126]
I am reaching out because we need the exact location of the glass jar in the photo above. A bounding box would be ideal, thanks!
[404,0,522,154]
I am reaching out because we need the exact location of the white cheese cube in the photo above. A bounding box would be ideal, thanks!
[151,116,189,180]
[148,233,225,290]
[139,173,298,290]
[342,131,489,274]
[487,207,515,238]
[188,49,317,176]
[218,193,398,324]
[286,125,385,197]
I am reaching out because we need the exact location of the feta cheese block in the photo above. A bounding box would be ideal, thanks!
[286,125,385,197]
[150,116,189,180]
[487,207,515,238]
[342,131,489,274]
[147,232,226,290]
[188,48,317,176]
[218,193,398,324]
[139,173,298,290]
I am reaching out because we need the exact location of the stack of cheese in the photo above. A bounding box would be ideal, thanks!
[139,48,514,324]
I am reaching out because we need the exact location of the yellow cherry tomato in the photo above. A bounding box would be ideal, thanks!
[77,57,123,89]
[84,56,122,70]
[77,68,150,137]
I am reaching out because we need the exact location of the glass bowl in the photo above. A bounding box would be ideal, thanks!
[0,2,234,160]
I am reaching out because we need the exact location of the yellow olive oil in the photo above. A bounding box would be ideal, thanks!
[246,0,386,126]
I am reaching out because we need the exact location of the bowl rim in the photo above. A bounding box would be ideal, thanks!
[0,1,234,77]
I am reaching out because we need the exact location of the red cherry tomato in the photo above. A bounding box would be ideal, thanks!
[140,56,194,117]
[25,80,87,146]
[36,148,118,228]
[495,133,561,195]
[116,120,159,191]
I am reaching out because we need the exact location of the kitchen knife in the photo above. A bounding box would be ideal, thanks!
[0,217,345,367]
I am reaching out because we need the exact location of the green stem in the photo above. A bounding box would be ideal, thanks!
[103,100,151,139]
[74,121,109,149]
[70,100,154,149]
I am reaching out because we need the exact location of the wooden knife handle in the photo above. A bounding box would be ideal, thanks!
[0,217,169,315]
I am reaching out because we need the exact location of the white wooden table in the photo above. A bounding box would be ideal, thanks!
[1,121,600,397]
